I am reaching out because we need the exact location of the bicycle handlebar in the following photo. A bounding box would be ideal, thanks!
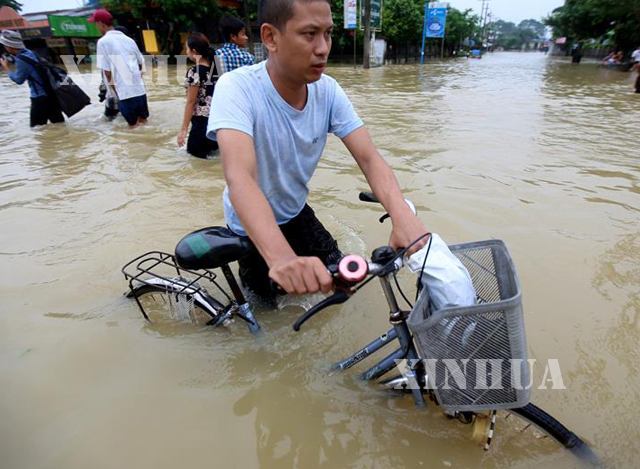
[292,192,419,332]
[358,192,417,217]
[292,290,350,331]
[359,192,379,203]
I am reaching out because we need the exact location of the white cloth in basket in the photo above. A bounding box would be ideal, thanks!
[406,233,477,311]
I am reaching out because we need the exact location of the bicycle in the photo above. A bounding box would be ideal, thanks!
[122,192,600,465]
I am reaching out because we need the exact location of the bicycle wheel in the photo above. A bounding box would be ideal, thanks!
[380,376,600,464]
[126,280,226,325]
[506,403,601,465]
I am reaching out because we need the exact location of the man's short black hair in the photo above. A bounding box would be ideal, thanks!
[258,0,330,31]
[219,16,247,43]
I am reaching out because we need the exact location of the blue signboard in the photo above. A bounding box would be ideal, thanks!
[426,4,447,38]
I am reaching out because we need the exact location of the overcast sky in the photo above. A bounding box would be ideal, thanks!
[450,0,564,23]
[20,0,565,24]
[20,0,84,14]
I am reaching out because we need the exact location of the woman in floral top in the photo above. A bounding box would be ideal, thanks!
[177,33,218,158]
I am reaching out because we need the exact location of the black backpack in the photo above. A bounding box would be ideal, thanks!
[17,52,91,118]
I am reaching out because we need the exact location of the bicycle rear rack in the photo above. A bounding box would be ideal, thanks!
[121,251,232,319]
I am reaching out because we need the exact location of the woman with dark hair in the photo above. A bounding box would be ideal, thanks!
[177,32,218,158]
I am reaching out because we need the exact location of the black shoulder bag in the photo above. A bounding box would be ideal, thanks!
[17,53,91,118]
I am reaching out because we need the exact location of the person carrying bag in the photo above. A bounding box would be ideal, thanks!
[15,50,91,119]
[0,30,66,127]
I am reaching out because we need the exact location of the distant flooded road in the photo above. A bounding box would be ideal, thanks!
[1,52,639,468]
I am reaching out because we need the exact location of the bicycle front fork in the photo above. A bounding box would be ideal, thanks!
[220,264,260,334]
[332,274,426,408]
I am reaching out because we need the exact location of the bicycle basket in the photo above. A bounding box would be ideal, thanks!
[407,239,531,412]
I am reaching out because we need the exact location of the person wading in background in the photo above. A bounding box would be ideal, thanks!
[90,9,149,128]
[0,30,64,127]
[632,45,640,94]
[97,25,133,121]
[177,32,219,158]
[215,16,255,74]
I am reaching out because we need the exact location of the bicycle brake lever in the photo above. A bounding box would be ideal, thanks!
[293,290,350,332]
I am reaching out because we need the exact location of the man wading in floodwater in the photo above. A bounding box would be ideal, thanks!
[207,0,428,301]
[90,9,149,128]
[0,30,64,127]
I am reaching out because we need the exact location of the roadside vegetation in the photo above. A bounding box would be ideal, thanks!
[544,0,640,51]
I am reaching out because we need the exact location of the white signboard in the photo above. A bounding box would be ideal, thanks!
[344,0,357,29]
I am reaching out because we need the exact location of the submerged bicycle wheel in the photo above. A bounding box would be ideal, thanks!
[505,403,600,465]
[380,376,600,465]
[126,282,226,326]
[468,404,600,465]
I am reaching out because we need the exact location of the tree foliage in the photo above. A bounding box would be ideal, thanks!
[103,0,221,25]
[444,8,480,48]
[382,0,424,45]
[98,0,482,56]
[103,0,225,54]
[382,0,480,49]
[518,19,546,37]
[544,0,640,50]
[489,18,544,50]
[0,0,23,12]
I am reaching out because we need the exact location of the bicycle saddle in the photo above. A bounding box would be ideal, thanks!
[175,226,254,270]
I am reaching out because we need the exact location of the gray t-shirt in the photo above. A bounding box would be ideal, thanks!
[207,61,363,236]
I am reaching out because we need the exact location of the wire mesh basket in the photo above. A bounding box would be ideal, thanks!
[407,239,531,411]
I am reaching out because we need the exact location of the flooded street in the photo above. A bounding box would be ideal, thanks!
[1,52,639,468]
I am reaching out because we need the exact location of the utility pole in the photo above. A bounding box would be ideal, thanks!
[483,8,491,44]
[363,0,371,69]
[478,0,491,46]
[485,12,493,47]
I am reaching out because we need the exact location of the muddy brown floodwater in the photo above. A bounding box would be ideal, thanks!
[1,52,639,468]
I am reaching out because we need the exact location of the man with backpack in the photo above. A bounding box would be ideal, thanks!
[0,30,64,127]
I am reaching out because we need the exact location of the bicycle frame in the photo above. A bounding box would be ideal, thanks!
[331,272,428,409]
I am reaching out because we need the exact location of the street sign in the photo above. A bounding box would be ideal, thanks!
[48,15,101,38]
[344,0,357,29]
[360,0,382,32]
[426,2,447,38]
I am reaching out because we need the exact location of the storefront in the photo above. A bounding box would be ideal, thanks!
[0,5,51,58]
[0,6,99,63]
[18,26,52,60]
[47,14,100,63]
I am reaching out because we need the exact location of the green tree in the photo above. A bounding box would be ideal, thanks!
[518,19,546,37]
[328,0,362,56]
[444,8,480,50]
[103,0,223,54]
[0,0,23,12]
[382,0,423,46]
[381,1,480,54]
[544,0,640,51]
[490,19,543,50]
[493,20,517,36]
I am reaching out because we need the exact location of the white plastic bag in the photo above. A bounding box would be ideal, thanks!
[406,233,477,311]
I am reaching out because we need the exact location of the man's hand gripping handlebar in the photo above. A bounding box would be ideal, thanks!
[291,191,424,331]
[292,254,370,331]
